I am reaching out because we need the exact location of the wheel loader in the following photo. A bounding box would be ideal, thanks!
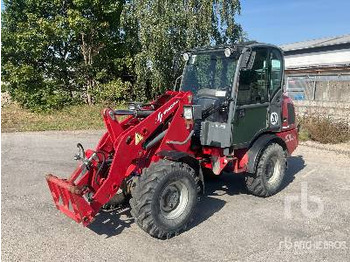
[46,42,298,239]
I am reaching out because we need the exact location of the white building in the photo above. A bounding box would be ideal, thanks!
[280,34,350,102]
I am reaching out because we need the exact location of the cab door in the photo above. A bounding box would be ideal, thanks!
[232,47,269,147]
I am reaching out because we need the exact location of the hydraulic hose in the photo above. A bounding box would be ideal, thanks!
[113,109,154,118]
[167,130,194,145]
[144,129,168,150]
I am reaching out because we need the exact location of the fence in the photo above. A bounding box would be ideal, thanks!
[285,74,350,102]
[285,73,350,121]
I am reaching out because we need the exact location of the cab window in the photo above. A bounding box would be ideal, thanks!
[270,49,283,97]
[237,48,269,105]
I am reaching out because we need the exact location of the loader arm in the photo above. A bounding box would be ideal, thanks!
[46,91,193,226]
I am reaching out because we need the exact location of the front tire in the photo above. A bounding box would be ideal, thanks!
[245,143,287,197]
[130,159,199,239]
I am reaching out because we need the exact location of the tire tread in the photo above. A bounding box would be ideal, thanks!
[130,159,199,239]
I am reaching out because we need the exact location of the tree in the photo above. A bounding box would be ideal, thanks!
[2,0,80,110]
[1,0,127,110]
[2,0,242,110]
[124,0,242,100]
[67,0,125,105]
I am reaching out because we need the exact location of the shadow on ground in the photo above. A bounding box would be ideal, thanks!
[282,155,306,190]
[88,206,134,238]
[88,155,305,238]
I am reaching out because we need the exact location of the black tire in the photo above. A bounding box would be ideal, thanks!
[245,143,287,197]
[130,159,199,239]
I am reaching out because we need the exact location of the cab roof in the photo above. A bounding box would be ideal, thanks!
[188,42,283,54]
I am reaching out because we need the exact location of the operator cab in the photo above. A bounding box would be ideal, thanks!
[180,48,239,123]
[179,43,285,149]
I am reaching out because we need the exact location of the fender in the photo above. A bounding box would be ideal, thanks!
[246,133,287,174]
[157,150,205,193]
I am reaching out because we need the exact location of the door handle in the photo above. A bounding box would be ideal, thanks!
[238,108,245,118]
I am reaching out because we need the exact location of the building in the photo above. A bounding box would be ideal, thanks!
[280,34,350,121]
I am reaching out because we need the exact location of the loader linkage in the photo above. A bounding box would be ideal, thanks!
[46,91,193,226]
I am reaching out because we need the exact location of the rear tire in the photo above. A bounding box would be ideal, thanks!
[130,159,199,239]
[245,143,287,197]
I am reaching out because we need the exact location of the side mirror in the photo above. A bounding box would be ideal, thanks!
[240,50,256,70]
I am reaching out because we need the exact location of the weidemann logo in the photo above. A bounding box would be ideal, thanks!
[156,100,179,123]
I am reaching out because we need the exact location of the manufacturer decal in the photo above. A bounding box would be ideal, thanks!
[270,112,279,125]
[135,133,144,145]
[285,134,295,143]
[156,100,179,123]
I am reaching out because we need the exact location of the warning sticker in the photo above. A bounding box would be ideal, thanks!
[135,133,144,145]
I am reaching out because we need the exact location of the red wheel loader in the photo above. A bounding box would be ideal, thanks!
[46,43,298,239]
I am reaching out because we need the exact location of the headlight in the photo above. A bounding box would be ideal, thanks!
[183,106,193,120]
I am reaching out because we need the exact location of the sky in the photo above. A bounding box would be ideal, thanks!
[1,0,349,46]
[237,0,350,45]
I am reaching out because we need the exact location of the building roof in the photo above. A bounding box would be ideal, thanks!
[280,34,350,52]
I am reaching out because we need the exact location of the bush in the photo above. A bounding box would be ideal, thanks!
[93,79,133,104]
[298,115,350,144]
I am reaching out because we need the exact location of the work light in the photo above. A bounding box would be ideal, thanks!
[183,106,193,120]
[224,48,232,57]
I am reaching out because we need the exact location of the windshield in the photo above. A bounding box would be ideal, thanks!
[180,50,238,96]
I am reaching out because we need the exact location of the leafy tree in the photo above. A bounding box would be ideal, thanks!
[2,0,79,110]
[66,0,125,105]
[1,0,127,110]
[2,0,242,110]
[124,0,243,100]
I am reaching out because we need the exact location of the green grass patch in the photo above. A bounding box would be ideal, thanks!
[1,103,125,132]
[298,128,310,142]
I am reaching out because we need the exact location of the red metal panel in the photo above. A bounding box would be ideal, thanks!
[276,128,299,155]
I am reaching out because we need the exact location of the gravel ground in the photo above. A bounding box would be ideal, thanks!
[300,140,350,156]
[2,131,350,262]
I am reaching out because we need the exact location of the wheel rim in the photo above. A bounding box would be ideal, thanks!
[160,180,189,220]
[265,154,282,185]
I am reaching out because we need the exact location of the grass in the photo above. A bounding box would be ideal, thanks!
[2,103,349,145]
[1,103,125,132]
